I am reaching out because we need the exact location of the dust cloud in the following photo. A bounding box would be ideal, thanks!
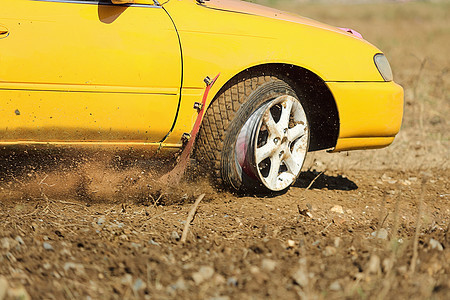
[0,147,215,206]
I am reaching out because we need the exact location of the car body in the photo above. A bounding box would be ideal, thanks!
[0,0,403,191]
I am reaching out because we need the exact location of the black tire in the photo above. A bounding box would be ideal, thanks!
[195,75,308,192]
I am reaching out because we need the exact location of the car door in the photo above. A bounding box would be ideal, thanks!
[0,0,181,143]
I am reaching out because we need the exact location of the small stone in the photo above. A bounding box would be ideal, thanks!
[397,265,408,274]
[60,248,72,257]
[261,259,277,272]
[381,174,391,182]
[292,268,308,287]
[371,228,388,240]
[329,280,341,291]
[97,217,106,226]
[121,274,133,285]
[367,255,381,275]
[287,240,296,247]
[249,266,269,284]
[6,252,16,263]
[330,205,344,214]
[192,266,215,285]
[0,238,11,250]
[250,266,260,274]
[43,263,52,270]
[15,236,25,246]
[43,242,54,251]
[171,278,187,291]
[131,243,141,249]
[119,234,128,240]
[0,276,8,300]
[132,278,145,293]
[171,231,180,241]
[63,262,85,275]
[323,246,337,257]
[227,277,238,287]
[334,237,341,248]
[149,239,160,246]
[354,273,364,281]
[213,274,226,285]
[429,238,443,251]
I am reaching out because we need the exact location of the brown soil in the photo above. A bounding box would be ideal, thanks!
[0,150,449,299]
[1,1,449,299]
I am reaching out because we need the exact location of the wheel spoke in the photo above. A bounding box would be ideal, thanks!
[290,134,308,159]
[287,122,306,141]
[267,153,282,187]
[263,111,281,136]
[278,99,293,131]
[283,151,301,174]
[255,140,277,164]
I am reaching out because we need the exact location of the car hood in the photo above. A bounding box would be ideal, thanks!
[201,0,354,37]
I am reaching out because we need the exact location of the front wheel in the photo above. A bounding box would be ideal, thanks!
[195,76,310,193]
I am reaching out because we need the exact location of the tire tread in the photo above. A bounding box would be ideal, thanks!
[195,75,279,186]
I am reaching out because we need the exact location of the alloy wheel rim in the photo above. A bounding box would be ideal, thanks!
[235,95,309,191]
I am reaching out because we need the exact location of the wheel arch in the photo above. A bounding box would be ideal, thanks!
[209,63,340,151]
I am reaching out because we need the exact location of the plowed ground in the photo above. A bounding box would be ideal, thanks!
[1,1,449,299]
[0,151,448,299]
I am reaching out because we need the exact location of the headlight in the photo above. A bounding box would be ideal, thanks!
[374,53,393,82]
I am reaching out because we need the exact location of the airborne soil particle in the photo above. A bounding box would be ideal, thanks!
[0,150,448,299]
[1,1,449,298]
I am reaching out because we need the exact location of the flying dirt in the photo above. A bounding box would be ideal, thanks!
[1,1,449,299]
[0,147,448,299]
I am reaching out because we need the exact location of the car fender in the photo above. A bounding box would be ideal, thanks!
[161,0,385,145]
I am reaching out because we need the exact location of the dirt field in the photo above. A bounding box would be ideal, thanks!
[1,1,449,299]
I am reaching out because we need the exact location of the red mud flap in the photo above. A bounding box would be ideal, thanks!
[159,73,220,185]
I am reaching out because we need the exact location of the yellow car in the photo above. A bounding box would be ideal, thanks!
[0,0,403,192]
